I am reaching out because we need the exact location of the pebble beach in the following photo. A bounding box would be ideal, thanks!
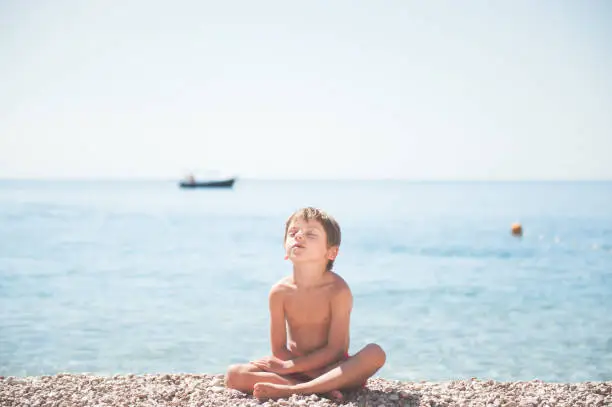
[1,374,610,407]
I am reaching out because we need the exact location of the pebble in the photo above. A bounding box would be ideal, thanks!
[210,378,225,387]
[0,374,610,407]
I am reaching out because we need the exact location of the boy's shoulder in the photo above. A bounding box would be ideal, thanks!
[325,271,351,293]
[270,276,294,294]
[269,272,351,295]
[327,272,353,303]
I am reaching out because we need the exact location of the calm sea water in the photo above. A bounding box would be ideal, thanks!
[1,180,611,382]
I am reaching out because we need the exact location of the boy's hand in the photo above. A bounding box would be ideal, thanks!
[250,356,295,374]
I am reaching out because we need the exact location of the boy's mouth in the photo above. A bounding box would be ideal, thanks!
[292,243,305,249]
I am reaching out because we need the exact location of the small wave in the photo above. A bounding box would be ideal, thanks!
[417,246,525,259]
[358,242,535,259]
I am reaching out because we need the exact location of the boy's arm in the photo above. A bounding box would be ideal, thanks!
[269,284,293,361]
[284,286,352,374]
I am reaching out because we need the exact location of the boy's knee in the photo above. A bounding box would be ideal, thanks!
[224,364,245,388]
[364,343,386,367]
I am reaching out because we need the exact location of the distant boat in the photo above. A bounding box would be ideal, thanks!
[178,177,236,189]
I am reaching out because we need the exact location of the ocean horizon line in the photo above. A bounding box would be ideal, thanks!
[0,177,611,183]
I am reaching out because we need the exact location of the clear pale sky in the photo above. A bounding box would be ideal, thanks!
[1,0,611,180]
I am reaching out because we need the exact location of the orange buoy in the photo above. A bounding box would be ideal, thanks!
[511,223,523,237]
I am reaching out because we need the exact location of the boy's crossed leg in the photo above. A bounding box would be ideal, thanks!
[254,343,385,400]
[225,363,301,393]
[226,343,385,401]
[224,359,345,400]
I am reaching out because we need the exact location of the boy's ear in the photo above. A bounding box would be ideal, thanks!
[327,246,339,260]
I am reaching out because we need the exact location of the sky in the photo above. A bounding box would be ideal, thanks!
[1,0,611,180]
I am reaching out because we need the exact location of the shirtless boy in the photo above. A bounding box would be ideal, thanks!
[224,207,386,400]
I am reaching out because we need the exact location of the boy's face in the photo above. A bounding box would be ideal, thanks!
[284,217,338,267]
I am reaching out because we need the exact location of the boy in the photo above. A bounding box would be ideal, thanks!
[224,207,386,400]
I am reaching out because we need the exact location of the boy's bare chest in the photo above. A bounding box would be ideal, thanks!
[284,289,333,325]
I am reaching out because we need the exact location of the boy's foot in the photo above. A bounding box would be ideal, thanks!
[253,383,344,401]
[253,382,293,400]
[326,390,344,401]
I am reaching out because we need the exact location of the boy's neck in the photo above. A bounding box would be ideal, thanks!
[291,263,327,288]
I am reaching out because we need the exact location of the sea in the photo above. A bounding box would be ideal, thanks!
[1,179,611,383]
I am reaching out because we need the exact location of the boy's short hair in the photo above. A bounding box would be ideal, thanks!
[284,207,341,271]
